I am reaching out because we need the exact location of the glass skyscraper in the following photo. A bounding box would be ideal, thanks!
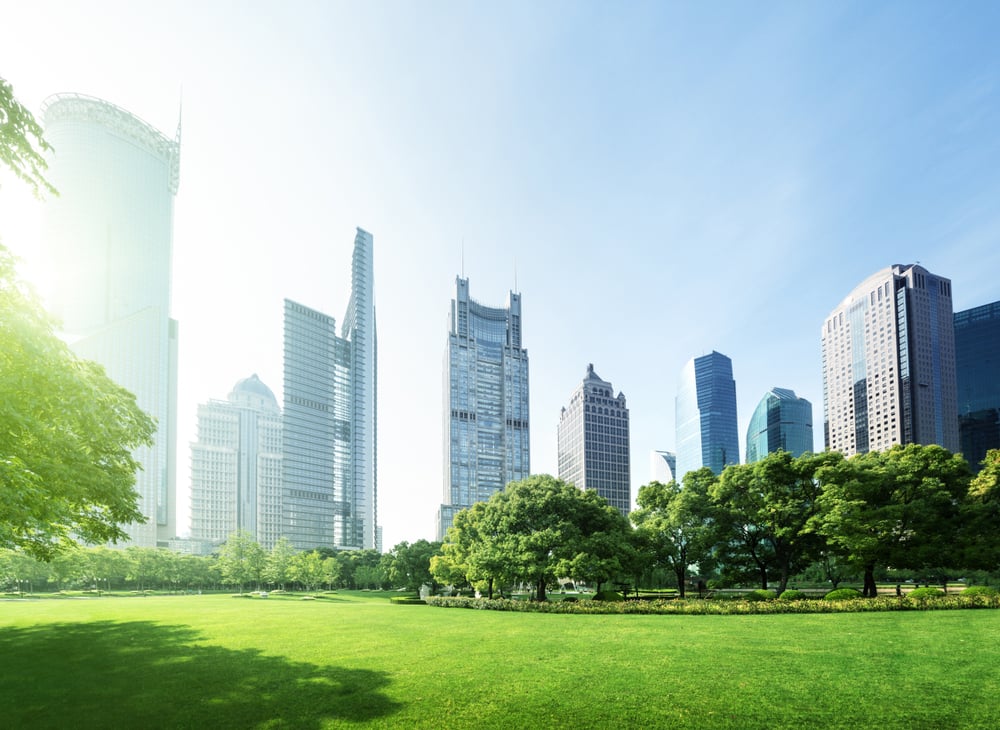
[282,229,377,551]
[675,351,739,479]
[745,387,813,463]
[40,94,180,548]
[190,375,283,549]
[557,364,631,515]
[954,300,1000,472]
[439,277,529,538]
[822,264,959,456]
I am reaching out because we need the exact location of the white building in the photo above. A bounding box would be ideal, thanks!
[822,264,959,456]
[41,94,180,547]
[190,375,283,549]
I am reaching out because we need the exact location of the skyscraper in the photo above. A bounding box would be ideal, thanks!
[954,300,1000,472]
[40,93,180,547]
[190,375,283,549]
[558,364,631,515]
[439,277,529,538]
[745,387,813,463]
[650,450,678,484]
[822,264,959,456]
[675,351,739,479]
[282,228,377,551]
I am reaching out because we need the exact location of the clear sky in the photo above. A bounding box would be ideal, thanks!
[2,1,1000,549]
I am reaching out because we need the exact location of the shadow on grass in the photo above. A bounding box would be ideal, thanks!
[0,621,401,728]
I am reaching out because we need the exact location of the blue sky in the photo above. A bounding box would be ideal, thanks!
[2,1,999,547]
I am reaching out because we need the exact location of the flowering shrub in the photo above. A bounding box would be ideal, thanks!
[424,593,1000,615]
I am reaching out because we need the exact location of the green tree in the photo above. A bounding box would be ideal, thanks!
[382,540,442,595]
[0,77,55,197]
[632,473,715,598]
[264,537,296,589]
[439,501,515,599]
[217,531,266,593]
[353,563,385,590]
[810,444,971,597]
[291,550,327,591]
[1,244,156,560]
[960,449,1000,571]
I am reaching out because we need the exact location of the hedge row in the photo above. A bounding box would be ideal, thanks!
[424,593,1000,615]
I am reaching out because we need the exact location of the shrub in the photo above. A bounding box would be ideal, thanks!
[561,596,578,603]
[746,589,777,602]
[779,589,807,601]
[824,588,862,601]
[592,590,624,602]
[390,597,426,605]
[961,585,998,597]
[908,587,945,599]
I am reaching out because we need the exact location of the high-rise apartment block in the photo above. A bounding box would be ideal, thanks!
[954,300,1000,472]
[745,388,813,463]
[557,364,631,515]
[822,264,959,456]
[439,277,529,538]
[190,375,283,549]
[675,351,739,479]
[41,94,180,547]
[282,229,377,551]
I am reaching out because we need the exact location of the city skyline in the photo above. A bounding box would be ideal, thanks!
[3,2,1000,548]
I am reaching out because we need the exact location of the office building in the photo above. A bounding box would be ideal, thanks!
[439,277,529,538]
[282,228,377,551]
[955,300,1000,472]
[675,351,739,479]
[558,364,631,515]
[650,450,678,484]
[190,375,283,549]
[822,264,959,456]
[745,388,813,463]
[40,93,180,547]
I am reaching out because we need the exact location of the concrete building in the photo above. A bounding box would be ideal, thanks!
[41,93,180,547]
[558,364,631,515]
[189,375,283,549]
[282,228,378,551]
[745,388,813,463]
[822,264,959,456]
[675,351,739,479]
[439,277,529,538]
[954,300,1000,472]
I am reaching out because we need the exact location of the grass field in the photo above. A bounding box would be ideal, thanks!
[2,592,998,729]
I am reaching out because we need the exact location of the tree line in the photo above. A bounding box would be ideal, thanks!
[432,446,1000,599]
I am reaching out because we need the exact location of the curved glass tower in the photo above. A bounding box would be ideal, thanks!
[41,94,180,548]
[675,351,739,479]
[439,277,529,538]
[745,387,813,463]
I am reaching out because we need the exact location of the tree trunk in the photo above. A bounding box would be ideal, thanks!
[674,565,686,598]
[487,576,494,600]
[536,578,547,602]
[863,565,877,597]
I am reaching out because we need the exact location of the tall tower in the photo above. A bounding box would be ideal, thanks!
[439,277,529,538]
[675,351,739,480]
[954,300,1000,472]
[822,264,959,456]
[281,228,377,551]
[40,94,180,547]
[190,375,283,549]
[557,364,631,515]
[745,387,813,463]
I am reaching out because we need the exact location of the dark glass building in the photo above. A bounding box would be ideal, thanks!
[675,351,739,478]
[955,300,1000,472]
[745,388,813,463]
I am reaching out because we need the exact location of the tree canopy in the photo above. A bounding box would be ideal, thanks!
[0,77,55,198]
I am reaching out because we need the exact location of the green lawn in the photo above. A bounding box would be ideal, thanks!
[1,592,998,728]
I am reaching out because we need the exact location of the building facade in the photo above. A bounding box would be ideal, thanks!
[40,93,180,547]
[439,277,529,538]
[557,364,631,515]
[675,351,739,479]
[650,451,678,484]
[281,229,377,551]
[822,264,959,456]
[745,387,813,463]
[954,300,1000,472]
[190,375,283,549]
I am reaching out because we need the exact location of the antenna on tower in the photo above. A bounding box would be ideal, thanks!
[514,258,518,293]
[461,238,465,278]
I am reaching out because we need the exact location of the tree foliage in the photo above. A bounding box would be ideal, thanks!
[0,77,56,197]
[217,531,266,592]
[1,245,156,559]
[382,539,442,595]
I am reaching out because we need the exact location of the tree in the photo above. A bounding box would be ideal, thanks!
[382,540,442,595]
[264,537,296,589]
[632,474,715,598]
[1,244,157,560]
[810,444,971,597]
[712,452,833,594]
[439,501,515,599]
[217,531,266,593]
[291,550,327,592]
[960,449,1000,571]
[0,77,56,197]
